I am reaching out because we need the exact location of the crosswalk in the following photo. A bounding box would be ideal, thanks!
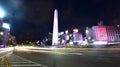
[2,54,47,67]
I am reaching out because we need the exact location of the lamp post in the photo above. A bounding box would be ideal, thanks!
[0,7,7,48]
[2,23,10,48]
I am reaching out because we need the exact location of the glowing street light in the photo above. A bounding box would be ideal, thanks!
[73,29,78,33]
[85,30,89,34]
[60,32,64,35]
[0,32,3,35]
[65,30,69,34]
[0,7,6,18]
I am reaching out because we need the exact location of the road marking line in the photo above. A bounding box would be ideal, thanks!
[10,64,44,66]
[9,62,34,63]
[7,54,48,67]
[67,53,83,55]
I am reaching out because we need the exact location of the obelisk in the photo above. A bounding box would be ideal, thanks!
[52,9,59,46]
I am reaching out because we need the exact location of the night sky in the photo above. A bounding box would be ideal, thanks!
[0,0,120,42]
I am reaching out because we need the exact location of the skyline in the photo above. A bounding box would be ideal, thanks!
[0,0,120,42]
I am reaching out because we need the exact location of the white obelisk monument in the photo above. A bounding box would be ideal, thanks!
[52,9,59,46]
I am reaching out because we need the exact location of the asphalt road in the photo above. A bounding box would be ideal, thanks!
[12,47,120,67]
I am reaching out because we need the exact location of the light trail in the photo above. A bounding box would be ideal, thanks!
[14,46,83,56]
[0,47,14,54]
[14,46,120,57]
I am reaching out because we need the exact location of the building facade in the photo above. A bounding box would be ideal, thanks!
[86,25,120,45]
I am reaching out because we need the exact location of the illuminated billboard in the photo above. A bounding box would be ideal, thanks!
[2,23,10,30]
[95,26,108,41]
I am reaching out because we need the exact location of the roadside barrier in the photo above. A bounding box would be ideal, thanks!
[4,56,11,67]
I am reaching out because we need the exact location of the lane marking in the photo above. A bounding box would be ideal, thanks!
[7,54,48,67]
[10,64,44,66]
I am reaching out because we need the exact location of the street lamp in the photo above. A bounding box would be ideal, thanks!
[85,30,89,34]
[59,32,63,37]
[0,7,6,18]
[0,7,8,48]
[0,7,6,28]
[73,29,78,33]
[65,30,68,34]
[0,32,4,35]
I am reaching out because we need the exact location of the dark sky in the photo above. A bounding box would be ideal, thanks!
[0,0,120,42]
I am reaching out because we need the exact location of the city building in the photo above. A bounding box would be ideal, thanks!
[44,29,83,46]
[86,25,120,45]
[73,29,83,46]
